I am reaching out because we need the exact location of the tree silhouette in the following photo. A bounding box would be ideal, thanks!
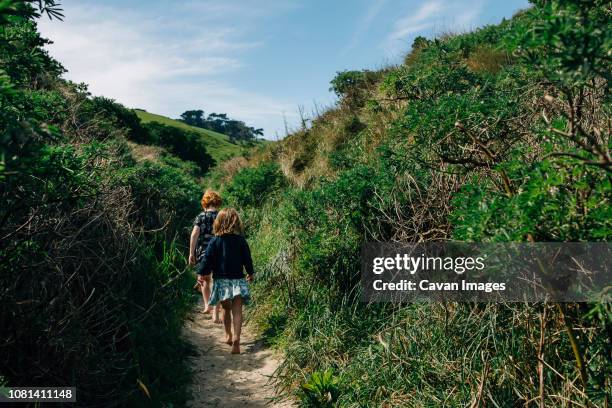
[179,109,264,142]
[180,109,205,127]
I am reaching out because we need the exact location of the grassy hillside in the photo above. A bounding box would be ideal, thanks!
[212,2,611,407]
[135,110,248,162]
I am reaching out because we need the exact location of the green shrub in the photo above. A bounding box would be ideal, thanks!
[512,0,611,87]
[299,369,340,407]
[113,160,201,233]
[1,140,198,407]
[451,158,612,241]
[143,121,214,173]
[224,162,285,207]
[85,96,149,143]
[330,70,382,108]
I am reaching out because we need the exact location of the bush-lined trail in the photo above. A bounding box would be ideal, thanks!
[184,310,294,407]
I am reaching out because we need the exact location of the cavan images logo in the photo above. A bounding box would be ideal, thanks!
[361,242,611,303]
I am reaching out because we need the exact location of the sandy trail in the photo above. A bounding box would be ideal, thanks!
[184,308,294,408]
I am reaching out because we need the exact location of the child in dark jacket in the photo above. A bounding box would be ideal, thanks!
[197,208,254,354]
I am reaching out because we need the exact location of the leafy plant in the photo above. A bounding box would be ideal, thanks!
[330,70,381,108]
[299,369,340,407]
[224,162,285,207]
[143,121,214,173]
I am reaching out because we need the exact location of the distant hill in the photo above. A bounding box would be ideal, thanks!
[134,110,251,163]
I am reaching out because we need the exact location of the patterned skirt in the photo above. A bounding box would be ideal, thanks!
[208,278,251,305]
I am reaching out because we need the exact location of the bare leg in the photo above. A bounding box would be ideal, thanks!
[201,275,212,313]
[221,300,232,344]
[198,283,206,311]
[213,304,222,324]
[231,296,243,354]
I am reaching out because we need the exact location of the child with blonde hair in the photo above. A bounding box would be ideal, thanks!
[189,190,222,322]
[197,208,254,354]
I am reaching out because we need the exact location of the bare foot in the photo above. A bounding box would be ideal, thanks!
[213,317,222,324]
[201,307,212,314]
[231,340,240,354]
[225,335,233,345]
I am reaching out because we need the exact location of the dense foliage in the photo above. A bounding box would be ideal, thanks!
[0,2,205,406]
[215,1,611,406]
[143,121,214,172]
[224,162,285,208]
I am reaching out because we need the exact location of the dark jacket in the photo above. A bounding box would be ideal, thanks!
[197,234,254,279]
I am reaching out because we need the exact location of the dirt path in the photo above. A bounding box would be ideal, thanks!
[183,308,294,408]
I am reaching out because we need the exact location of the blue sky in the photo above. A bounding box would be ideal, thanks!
[38,0,530,139]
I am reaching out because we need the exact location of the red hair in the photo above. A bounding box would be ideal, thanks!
[201,190,222,209]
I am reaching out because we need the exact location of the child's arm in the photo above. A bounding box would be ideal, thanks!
[188,225,200,266]
[242,237,254,282]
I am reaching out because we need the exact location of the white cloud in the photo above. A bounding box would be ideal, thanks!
[385,0,485,55]
[344,0,389,54]
[177,0,301,21]
[37,1,295,138]
[157,80,298,127]
[455,3,485,28]
[390,0,444,40]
